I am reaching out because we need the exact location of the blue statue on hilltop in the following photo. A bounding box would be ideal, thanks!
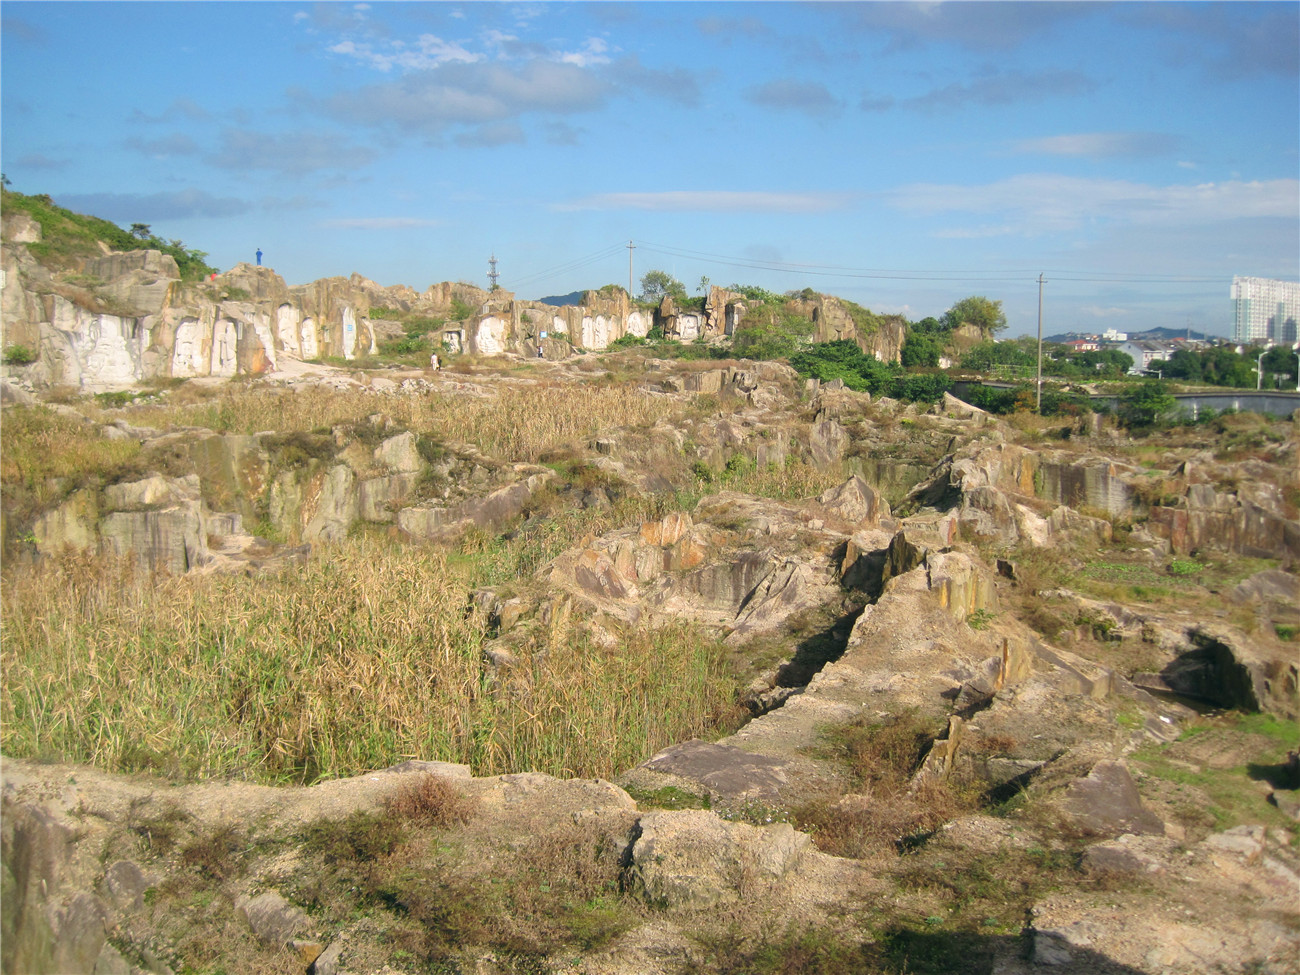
[256,248,262,267]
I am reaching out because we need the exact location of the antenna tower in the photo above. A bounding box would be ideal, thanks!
[488,254,499,291]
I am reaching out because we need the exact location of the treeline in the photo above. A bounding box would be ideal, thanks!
[1159,345,1297,389]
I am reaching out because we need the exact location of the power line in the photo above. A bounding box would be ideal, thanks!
[505,236,1233,295]
[507,242,627,289]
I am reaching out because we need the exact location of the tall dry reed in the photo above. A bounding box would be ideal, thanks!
[1,537,740,783]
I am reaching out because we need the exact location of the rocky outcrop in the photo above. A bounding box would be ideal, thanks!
[98,474,209,575]
[902,437,1300,560]
[1149,482,1300,561]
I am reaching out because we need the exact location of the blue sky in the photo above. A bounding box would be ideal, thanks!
[2,1,1297,337]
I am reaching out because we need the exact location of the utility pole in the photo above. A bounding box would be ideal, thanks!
[1036,272,1046,413]
[488,254,499,291]
[627,240,635,301]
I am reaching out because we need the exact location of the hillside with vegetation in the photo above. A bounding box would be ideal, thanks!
[1,185,215,280]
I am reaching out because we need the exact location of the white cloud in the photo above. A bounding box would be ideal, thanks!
[330,34,483,72]
[556,190,856,213]
[558,37,610,68]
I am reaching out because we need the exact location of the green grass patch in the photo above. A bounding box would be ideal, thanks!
[1130,711,1300,832]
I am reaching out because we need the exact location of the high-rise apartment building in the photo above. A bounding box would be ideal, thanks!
[1232,276,1300,344]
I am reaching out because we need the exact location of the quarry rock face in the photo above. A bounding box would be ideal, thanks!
[2,211,913,388]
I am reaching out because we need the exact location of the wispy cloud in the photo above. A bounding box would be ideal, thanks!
[608,55,701,107]
[15,153,68,171]
[321,216,441,229]
[888,175,1300,236]
[455,121,526,148]
[1128,3,1300,80]
[55,188,250,222]
[696,15,770,41]
[0,16,48,44]
[745,79,842,118]
[1010,132,1180,159]
[129,98,210,124]
[319,61,609,135]
[207,129,377,176]
[863,69,1095,113]
[836,3,1091,53]
[1080,306,1132,319]
[125,134,201,160]
[556,190,855,213]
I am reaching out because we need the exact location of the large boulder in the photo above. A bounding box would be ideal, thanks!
[626,810,810,908]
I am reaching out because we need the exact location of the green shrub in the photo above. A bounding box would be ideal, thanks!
[732,306,815,360]
[889,372,952,404]
[1118,380,1177,428]
[3,344,37,365]
[790,339,896,393]
[606,333,645,350]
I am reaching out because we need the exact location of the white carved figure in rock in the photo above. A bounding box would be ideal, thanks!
[300,318,319,360]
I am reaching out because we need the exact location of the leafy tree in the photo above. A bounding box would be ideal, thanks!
[900,332,942,367]
[639,270,687,304]
[888,372,952,403]
[130,223,152,239]
[1073,348,1132,377]
[1117,380,1177,428]
[961,384,1021,414]
[1200,347,1256,388]
[942,295,1007,336]
[697,275,710,295]
[727,283,784,304]
[909,316,949,337]
[1261,345,1298,382]
[961,340,1033,372]
[1162,348,1203,382]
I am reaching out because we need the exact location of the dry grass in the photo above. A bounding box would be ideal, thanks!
[0,538,742,783]
[383,773,479,828]
[0,406,144,521]
[793,711,981,858]
[117,380,679,464]
[291,800,638,969]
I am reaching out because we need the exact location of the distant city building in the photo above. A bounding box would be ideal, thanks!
[1232,276,1300,344]
[1101,328,1128,343]
[1065,339,1100,352]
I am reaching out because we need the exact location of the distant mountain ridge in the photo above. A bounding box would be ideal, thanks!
[1044,326,1221,344]
[537,290,586,307]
